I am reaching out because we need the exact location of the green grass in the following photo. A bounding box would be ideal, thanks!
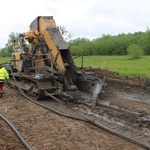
[1,56,150,78]
[73,55,150,78]
[0,57,11,63]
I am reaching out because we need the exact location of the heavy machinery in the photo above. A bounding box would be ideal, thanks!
[5,16,104,102]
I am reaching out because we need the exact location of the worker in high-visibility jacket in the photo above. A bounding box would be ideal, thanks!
[0,64,9,98]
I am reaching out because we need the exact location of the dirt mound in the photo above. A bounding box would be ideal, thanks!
[85,68,150,95]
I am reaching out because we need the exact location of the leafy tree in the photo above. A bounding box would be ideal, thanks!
[7,32,20,46]
[0,32,20,57]
[140,28,150,55]
[127,43,143,59]
[68,38,90,55]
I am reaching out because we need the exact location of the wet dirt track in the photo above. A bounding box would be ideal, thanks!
[0,68,150,150]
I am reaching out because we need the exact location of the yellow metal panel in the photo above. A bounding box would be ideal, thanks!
[38,17,66,73]
[12,52,21,69]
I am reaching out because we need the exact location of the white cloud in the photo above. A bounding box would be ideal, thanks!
[0,0,150,48]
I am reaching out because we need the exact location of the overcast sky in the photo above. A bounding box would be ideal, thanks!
[0,0,149,48]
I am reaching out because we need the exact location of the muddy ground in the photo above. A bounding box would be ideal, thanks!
[0,68,149,150]
[90,68,150,103]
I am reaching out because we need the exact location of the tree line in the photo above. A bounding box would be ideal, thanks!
[0,32,19,57]
[68,29,150,56]
[1,29,150,57]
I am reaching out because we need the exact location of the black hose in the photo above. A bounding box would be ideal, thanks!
[0,114,32,150]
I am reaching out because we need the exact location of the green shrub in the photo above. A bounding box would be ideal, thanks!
[127,44,143,59]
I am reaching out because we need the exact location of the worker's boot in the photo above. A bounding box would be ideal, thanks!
[0,91,3,98]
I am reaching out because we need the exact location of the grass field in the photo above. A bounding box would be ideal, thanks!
[1,56,150,78]
[0,57,11,64]
[73,55,150,78]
